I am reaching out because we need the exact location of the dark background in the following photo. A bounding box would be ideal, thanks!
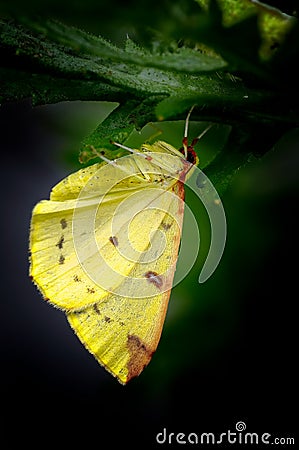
[1,1,297,447]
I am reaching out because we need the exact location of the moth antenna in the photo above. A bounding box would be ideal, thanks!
[184,105,196,139]
[183,105,196,158]
[190,124,214,148]
[90,145,119,167]
[196,123,213,141]
[111,141,146,158]
[90,145,145,181]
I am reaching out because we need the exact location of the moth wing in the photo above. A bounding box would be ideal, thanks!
[67,178,185,384]
[67,292,169,384]
[30,154,184,311]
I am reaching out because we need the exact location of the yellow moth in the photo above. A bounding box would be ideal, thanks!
[29,108,212,384]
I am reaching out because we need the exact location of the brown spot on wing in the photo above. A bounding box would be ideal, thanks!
[87,287,95,294]
[161,222,172,231]
[59,254,65,265]
[126,335,154,382]
[109,236,119,247]
[56,235,64,249]
[93,304,101,315]
[145,271,163,289]
[60,218,67,229]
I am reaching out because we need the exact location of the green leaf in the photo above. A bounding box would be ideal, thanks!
[78,98,160,163]
[196,0,295,54]
[21,17,227,73]
[0,67,126,105]
[173,0,296,82]
[1,0,299,194]
[0,18,224,104]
